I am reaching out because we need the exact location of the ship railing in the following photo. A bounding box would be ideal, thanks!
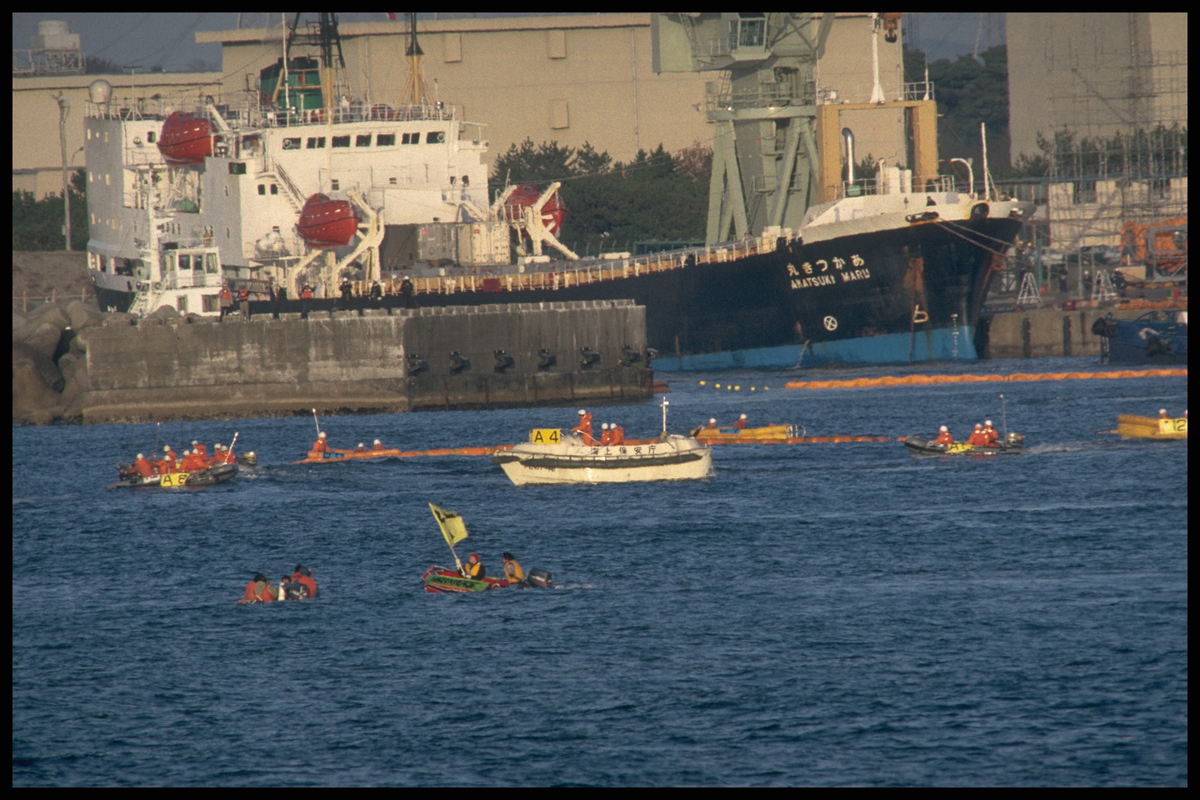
[246,237,305,261]
[388,234,784,297]
[251,101,455,129]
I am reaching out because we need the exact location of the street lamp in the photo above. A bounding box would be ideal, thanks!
[52,91,72,250]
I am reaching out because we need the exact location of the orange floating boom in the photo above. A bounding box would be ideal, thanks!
[785,368,1186,390]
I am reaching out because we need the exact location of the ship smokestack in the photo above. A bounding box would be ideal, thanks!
[842,128,856,186]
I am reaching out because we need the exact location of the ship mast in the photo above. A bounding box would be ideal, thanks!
[398,12,435,111]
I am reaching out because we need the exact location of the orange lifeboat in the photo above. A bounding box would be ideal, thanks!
[504,184,567,236]
[157,111,214,166]
[296,194,359,249]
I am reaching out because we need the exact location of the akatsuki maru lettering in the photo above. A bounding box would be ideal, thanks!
[788,254,870,290]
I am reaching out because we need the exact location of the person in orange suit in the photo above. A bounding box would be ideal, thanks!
[932,425,954,445]
[967,424,988,446]
[370,439,386,452]
[572,409,594,445]
[291,565,317,599]
[312,431,329,457]
[610,424,625,445]
[191,439,208,463]
[734,414,748,430]
[598,423,613,445]
[162,445,179,473]
[982,420,1000,447]
[237,573,277,604]
[705,418,719,430]
[180,449,205,472]
[132,453,154,478]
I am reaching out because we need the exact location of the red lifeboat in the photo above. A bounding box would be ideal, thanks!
[296,194,360,249]
[157,111,214,166]
[504,184,567,236]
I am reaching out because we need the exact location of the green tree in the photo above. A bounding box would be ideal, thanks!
[12,169,88,251]
[490,140,710,254]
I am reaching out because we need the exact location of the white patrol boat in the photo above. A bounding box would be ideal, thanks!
[491,399,713,486]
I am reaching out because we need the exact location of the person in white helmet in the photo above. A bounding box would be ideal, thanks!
[610,423,625,445]
[599,422,612,445]
[932,425,954,446]
[734,413,748,430]
[131,452,154,478]
[370,438,386,452]
[311,430,329,458]
[572,409,594,445]
[705,417,719,430]
[982,419,999,447]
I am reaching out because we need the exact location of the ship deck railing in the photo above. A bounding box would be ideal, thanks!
[87,93,455,129]
[348,234,789,299]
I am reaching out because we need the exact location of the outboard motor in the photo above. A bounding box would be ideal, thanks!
[526,569,553,589]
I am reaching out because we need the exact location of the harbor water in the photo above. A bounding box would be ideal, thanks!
[12,357,1187,786]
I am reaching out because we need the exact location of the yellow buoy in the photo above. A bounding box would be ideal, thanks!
[715,383,721,388]
[734,385,740,391]
[699,381,706,386]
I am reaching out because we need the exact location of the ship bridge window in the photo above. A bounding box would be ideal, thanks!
[271,185,278,195]
[332,135,350,148]
[356,135,371,147]
[147,131,157,143]
[376,133,396,147]
[282,137,301,150]
[426,131,445,144]
[258,184,266,195]
[205,253,219,274]
[402,133,414,144]
[306,137,326,149]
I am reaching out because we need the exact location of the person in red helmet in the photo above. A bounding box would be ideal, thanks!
[460,553,485,579]
[932,425,954,445]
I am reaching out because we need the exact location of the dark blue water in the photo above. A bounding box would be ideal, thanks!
[13,358,1187,786]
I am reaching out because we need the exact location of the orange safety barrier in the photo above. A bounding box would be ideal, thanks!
[785,368,1186,390]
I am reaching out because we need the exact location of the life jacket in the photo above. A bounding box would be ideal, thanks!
[504,560,525,583]
[932,431,954,445]
[462,561,484,579]
[133,458,154,478]
[983,427,999,446]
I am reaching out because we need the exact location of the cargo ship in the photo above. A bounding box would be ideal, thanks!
[84,13,1031,368]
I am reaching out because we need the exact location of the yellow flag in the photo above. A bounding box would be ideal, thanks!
[429,502,469,546]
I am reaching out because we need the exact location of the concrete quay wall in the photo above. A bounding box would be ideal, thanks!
[980,307,1178,359]
[75,301,652,424]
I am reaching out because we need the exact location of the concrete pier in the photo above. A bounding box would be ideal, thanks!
[979,306,1183,359]
[71,301,652,424]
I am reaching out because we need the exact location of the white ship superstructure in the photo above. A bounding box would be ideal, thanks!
[82,13,509,315]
